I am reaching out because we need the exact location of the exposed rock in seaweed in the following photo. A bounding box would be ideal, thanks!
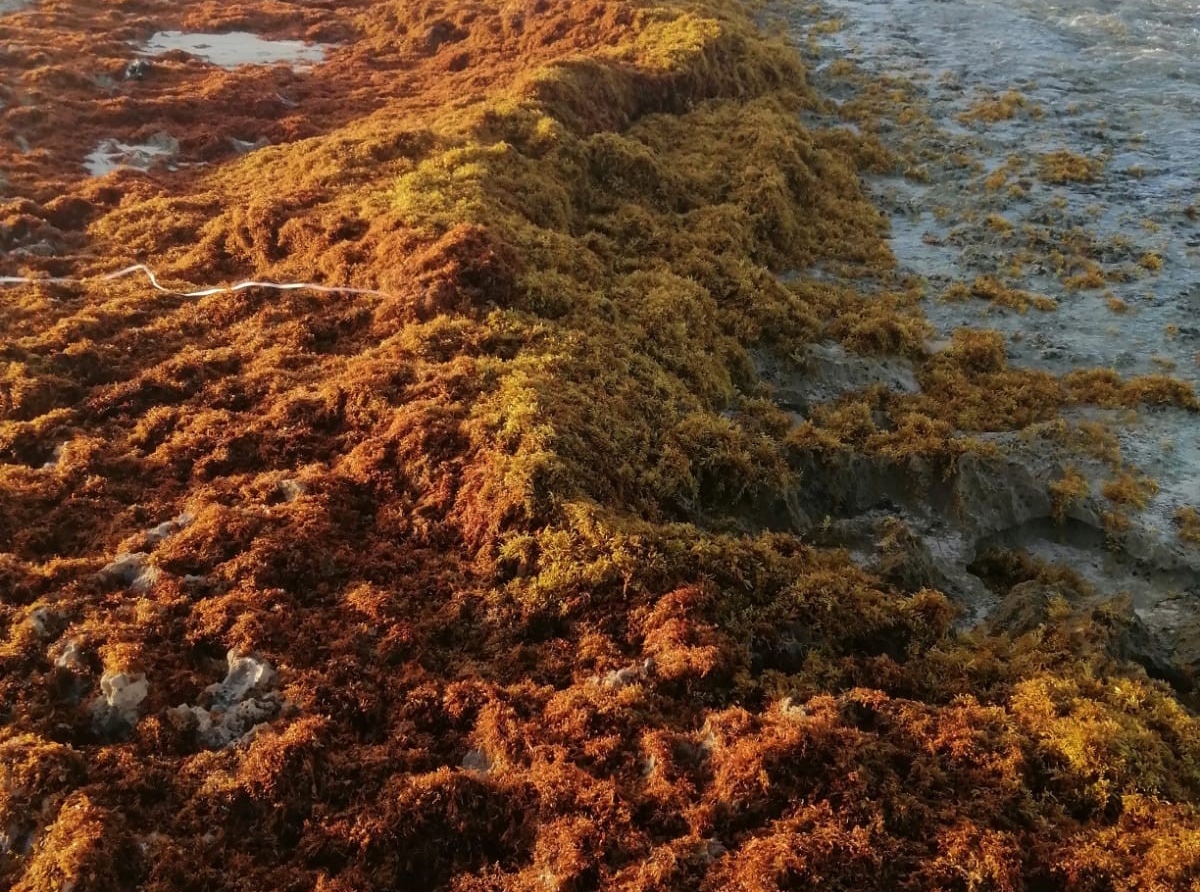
[97,553,159,593]
[90,672,148,736]
[166,650,282,749]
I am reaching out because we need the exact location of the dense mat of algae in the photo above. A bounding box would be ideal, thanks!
[4,1,1200,890]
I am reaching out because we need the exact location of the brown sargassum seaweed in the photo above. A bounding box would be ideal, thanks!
[4,1,1200,890]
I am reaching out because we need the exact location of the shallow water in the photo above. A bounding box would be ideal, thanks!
[786,0,1200,636]
[138,31,330,70]
[803,0,1200,381]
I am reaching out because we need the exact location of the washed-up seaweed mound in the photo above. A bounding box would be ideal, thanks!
[4,1,1200,890]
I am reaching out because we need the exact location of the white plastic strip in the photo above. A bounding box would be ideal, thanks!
[0,263,390,298]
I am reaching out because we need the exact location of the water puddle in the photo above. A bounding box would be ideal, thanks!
[138,31,331,70]
[84,133,179,176]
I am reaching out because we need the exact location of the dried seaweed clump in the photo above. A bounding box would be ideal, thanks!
[1174,506,1200,545]
[1050,465,1090,521]
[966,275,1057,313]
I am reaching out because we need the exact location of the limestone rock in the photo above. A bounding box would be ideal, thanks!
[91,672,148,733]
[169,650,282,748]
[206,650,276,709]
[97,553,159,593]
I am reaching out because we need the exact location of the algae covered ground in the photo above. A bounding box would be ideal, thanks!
[4,1,1200,890]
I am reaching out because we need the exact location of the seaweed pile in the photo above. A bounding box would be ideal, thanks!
[4,1,1200,889]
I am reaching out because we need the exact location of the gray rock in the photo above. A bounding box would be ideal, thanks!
[168,695,282,748]
[124,59,150,80]
[40,443,65,470]
[601,664,643,690]
[168,650,283,748]
[27,607,54,638]
[701,838,728,863]
[54,639,86,671]
[461,749,493,773]
[987,582,1061,636]
[230,136,270,155]
[953,450,1056,537]
[206,650,276,710]
[145,511,194,544]
[216,697,278,740]
[98,552,159,593]
[91,672,148,732]
[754,342,919,416]
[276,479,306,502]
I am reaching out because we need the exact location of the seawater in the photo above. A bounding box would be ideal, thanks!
[794,0,1200,379]
[786,0,1200,626]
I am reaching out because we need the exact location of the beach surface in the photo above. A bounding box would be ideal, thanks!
[3,2,1200,889]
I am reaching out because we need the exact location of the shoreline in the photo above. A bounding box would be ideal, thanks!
[787,0,1200,673]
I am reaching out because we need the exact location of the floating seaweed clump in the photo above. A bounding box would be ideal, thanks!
[1037,149,1107,184]
[964,275,1058,313]
[1174,506,1200,546]
[957,89,1042,124]
[5,1,1200,891]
